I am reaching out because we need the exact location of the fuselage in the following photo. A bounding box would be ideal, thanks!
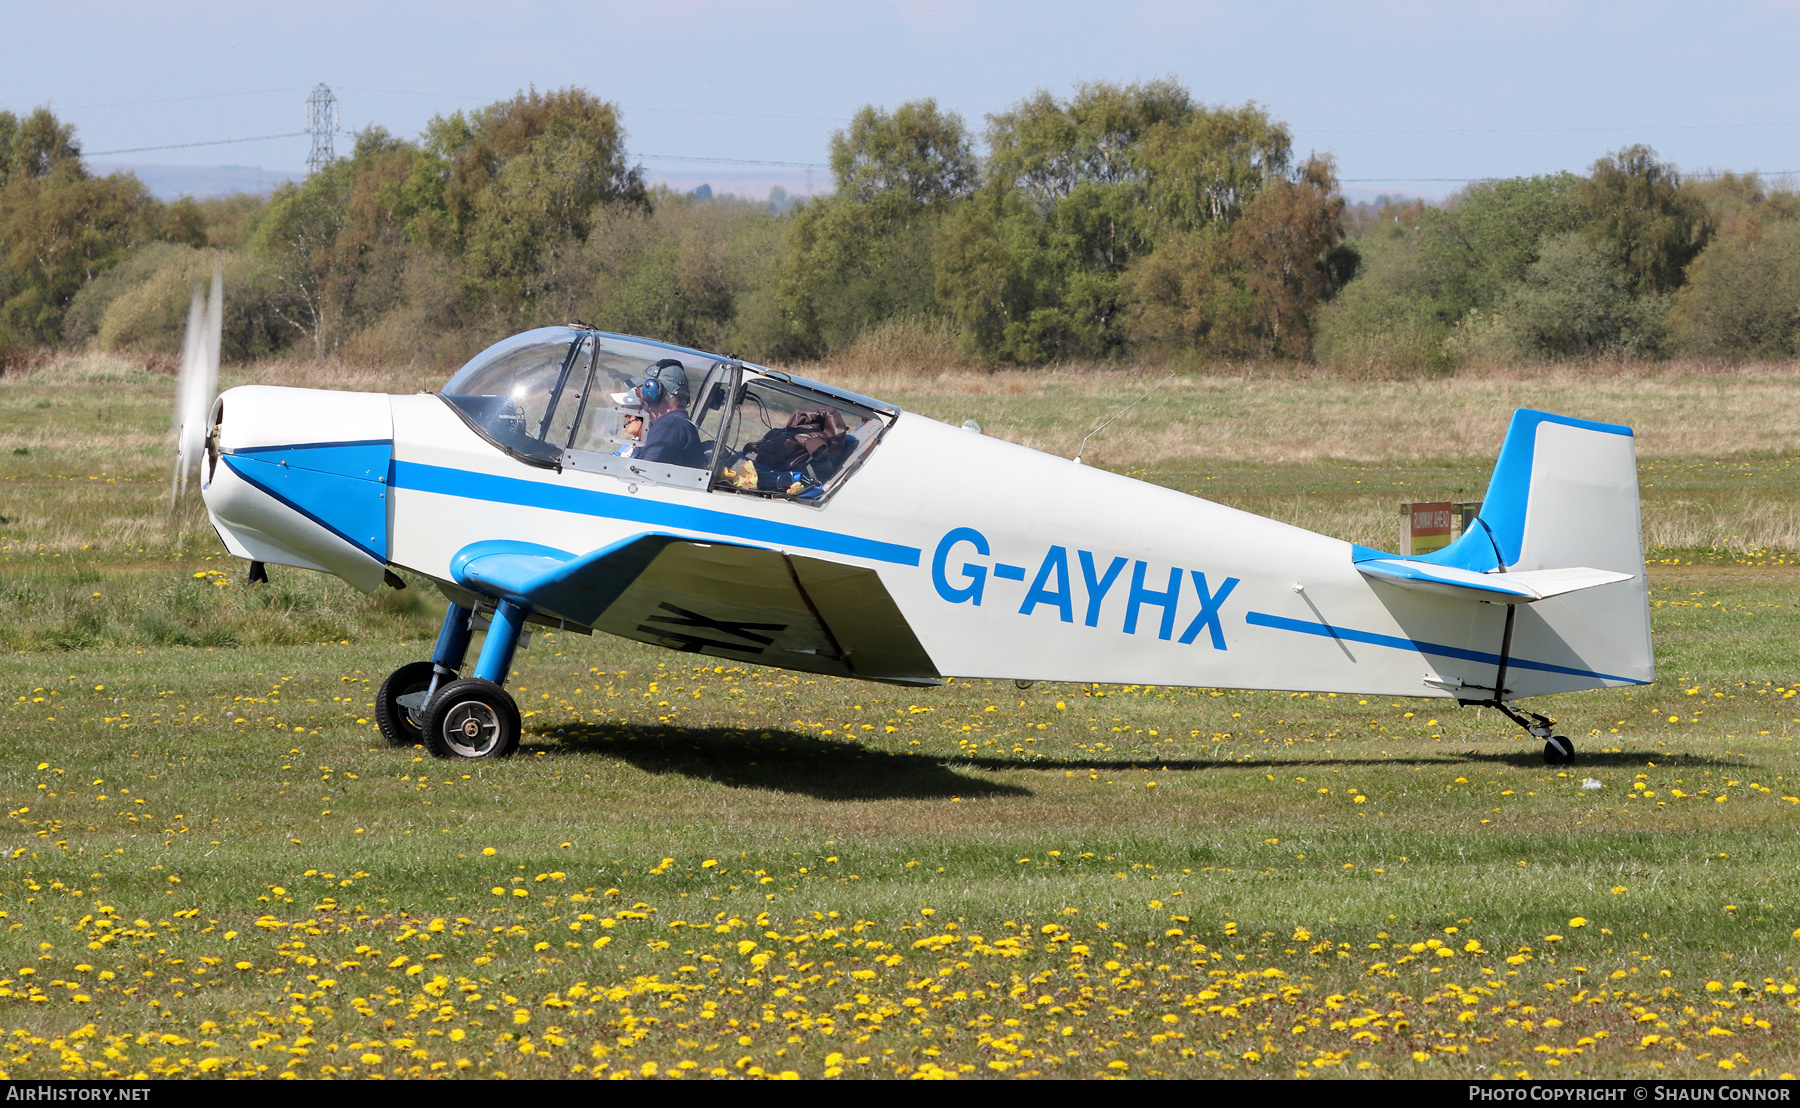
[203,361,1648,704]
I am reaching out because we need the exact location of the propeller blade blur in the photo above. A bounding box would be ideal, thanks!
[170,261,222,508]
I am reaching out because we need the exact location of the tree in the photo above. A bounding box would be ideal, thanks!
[1136,102,1292,230]
[937,83,1314,363]
[0,107,81,187]
[564,193,782,353]
[986,79,1191,205]
[253,160,353,355]
[0,169,174,343]
[774,100,976,359]
[0,106,202,345]
[1117,229,1246,356]
[1582,145,1708,294]
[1412,173,1587,322]
[1310,230,1451,372]
[412,88,645,310]
[831,99,977,209]
[1125,155,1351,359]
[1224,155,1353,358]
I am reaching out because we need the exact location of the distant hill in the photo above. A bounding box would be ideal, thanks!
[86,162,299,200]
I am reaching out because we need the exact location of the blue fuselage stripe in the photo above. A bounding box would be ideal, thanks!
[1245,610,1645,685]
[391,461,922,567]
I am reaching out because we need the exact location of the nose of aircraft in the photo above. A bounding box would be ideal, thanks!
[201,384,396,594]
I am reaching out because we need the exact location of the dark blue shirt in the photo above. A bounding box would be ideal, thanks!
[637,409,705,468]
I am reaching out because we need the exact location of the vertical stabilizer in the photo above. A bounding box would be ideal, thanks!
[1474,410,1653,697]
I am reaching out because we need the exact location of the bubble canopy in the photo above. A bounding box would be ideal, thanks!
[439,327,727,467]
[438,326,901,503]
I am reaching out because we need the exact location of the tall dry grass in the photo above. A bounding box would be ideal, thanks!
[810,358,1800,467]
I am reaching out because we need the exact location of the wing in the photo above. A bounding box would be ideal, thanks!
[451,533,942,686]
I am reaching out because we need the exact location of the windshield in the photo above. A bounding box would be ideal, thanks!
[441,327,727,468]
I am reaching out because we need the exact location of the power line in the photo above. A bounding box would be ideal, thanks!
[334,85,488,101]
[1304,122,1800,136]
[334,85,846,124]
[87,132,308,156]
[86,140,825,171]
[631,152,826,169]
[73,87,306,110]
[1344,172,1800,184]
[628,106,847,124]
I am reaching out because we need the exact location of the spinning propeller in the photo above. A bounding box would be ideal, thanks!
[170,263,222,509]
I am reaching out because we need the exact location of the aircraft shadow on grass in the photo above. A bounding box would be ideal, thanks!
[539,723,1033,801]
[1455,749,1753,770]
[527,719,1747,799]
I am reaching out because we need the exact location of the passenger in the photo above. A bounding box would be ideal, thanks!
[746,406,853,486]
[610,410,644,457]
[633,359,705,468]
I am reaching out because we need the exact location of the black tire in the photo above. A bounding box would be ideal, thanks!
[421,678,520,760]
[375,661,438,748]
[1544,735,1575,764]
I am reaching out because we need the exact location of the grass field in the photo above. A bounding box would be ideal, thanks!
[1,354,1799,1080]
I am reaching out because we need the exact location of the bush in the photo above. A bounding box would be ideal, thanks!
[93,246,216,355]
[1440,307,1523,368]
[1667,219,1800,359]
[562,195,784,355]
[1312,234,1451,373]
[1497,232,1664,359]
[338,250,473,370]
[1443,233,1663,363]
[61,241,200,347]
[826,315,975,374]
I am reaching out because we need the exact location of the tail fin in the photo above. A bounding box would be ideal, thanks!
[1479,410,1645,576]
[1454,410,1654,696]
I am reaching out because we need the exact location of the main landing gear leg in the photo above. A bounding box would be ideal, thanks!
[375,602,475,748]
[421,600,525,760]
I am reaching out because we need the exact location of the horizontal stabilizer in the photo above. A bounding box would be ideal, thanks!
[1355,556,1634,604]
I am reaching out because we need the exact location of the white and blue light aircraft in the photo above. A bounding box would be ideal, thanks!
[190,325,1652,762]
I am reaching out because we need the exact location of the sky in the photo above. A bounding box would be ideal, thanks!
[5,0,1798,202]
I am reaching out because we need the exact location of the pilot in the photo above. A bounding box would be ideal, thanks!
[633,359,705,468]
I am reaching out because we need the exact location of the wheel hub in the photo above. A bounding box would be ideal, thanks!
[441,700,501,756]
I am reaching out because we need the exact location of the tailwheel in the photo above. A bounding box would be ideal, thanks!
[1543,735,1575,764]
[421,678,520,760]
[374,661,437,748]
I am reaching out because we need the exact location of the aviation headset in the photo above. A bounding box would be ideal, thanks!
[638,359,686,406]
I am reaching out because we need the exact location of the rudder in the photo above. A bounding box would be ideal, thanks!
[1472,410,1653,697]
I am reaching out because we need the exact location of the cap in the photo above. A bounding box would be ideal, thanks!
[640,358,690,399]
